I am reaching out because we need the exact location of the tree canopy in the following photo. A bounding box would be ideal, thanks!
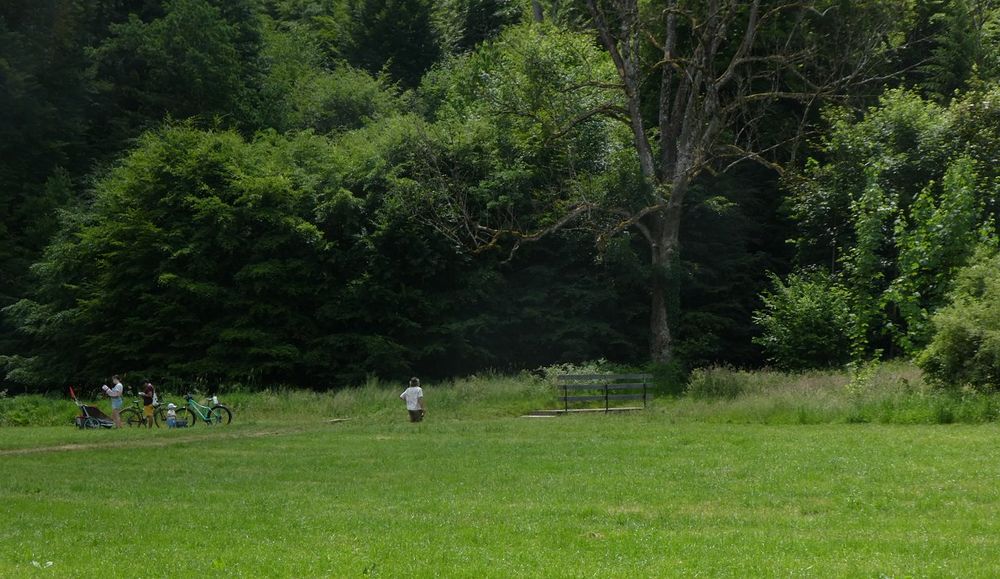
[3,0,1000,391]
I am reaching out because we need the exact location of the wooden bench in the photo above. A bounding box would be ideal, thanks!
[554,373,653,413]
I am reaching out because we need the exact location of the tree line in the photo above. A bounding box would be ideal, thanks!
[2,0,999,392]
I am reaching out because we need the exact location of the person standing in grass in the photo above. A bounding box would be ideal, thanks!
[102,375,124,428]
[141,380,156,428]
[400,377,426,422]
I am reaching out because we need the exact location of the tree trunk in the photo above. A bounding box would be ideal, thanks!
[531,0,544,23]
[648,258,673,364]
[647,192,684,364]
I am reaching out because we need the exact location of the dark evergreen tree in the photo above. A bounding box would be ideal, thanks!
[344,0,441,88]
[435,0,520,54]
[0,0,104,367]
[896,0,1000,101]
[677,166,795,369]
[89,0,267,139]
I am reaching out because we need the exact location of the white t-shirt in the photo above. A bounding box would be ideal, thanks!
[400,386,424,411]
[103,382,124,408]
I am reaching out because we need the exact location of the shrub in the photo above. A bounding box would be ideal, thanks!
[0,393,78,427]
[918,247,1000,390]
[753,270,853,370]
[535,359,613,383]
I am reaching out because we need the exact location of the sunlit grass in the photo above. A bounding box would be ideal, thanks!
[5,416,1000,576]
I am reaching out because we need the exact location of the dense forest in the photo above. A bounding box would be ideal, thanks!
[2,0,999,392]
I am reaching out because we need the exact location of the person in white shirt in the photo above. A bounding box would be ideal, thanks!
[399,377,426,422]
[101,375,125,428]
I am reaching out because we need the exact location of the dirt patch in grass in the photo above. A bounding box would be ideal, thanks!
[0,427,302,456]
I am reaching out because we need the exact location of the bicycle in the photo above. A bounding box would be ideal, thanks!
[157,394,233,426]
[120,394,160,428]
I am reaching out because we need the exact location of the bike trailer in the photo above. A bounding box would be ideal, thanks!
[69,386,115,429]
[75,404,114,429]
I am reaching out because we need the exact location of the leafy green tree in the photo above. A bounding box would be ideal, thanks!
[261,0,354,68]
[413,21,626,255]
[790,86,1000,358]
[0,0,111,364]
[327,107,649,380]
[3,110,650,388]
[677,165,795,368]
[887,157,984,350]
[418,2,907,366]
[573,0,908,365]
[3,126,341,387]
[258,20,404,133]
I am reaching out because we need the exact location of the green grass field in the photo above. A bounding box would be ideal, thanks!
[6,392,1000,577]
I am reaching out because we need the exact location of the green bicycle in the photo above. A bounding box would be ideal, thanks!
[158,394,233,426]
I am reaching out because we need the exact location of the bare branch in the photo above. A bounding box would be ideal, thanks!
[715,0,760,87]
[596,202,668,249]
[586,0,657,180]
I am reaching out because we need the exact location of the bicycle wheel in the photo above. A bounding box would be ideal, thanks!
[179,408,197,427]
[208,405,232,425]
[121,409,143,427]
[155,405,168,425]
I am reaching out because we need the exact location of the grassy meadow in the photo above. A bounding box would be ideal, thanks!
[5,366,1000,576]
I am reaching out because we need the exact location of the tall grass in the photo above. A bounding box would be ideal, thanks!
[214,373,554,424]
[0,373,555,428]
[5,362,1000,427]
[675,361,1000,424]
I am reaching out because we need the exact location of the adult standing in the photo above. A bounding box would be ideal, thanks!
[399,377,426,422]
[141,380,156,428]
[102,375,124,428]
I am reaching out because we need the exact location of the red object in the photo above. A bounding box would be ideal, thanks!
[69,386,77,400]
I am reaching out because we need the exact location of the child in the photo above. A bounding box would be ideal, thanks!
[399,377,426,422]
[165,403,178,428]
